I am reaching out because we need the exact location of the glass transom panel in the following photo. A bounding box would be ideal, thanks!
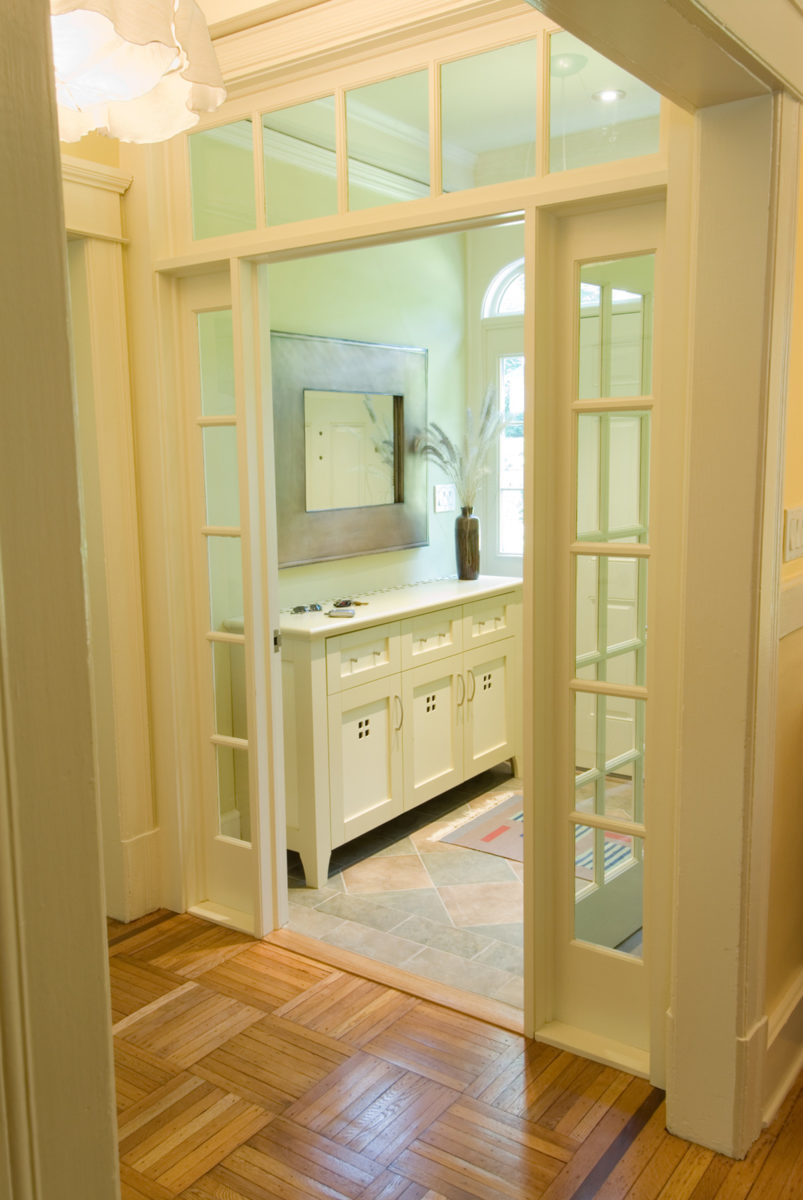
[263,97,338,225]
[189,119,256,240]
[550,31,659,174]
[441,39,538,193]
[347,72,430,210]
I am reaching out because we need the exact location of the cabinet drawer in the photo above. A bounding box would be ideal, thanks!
[326,621,401,693]
[400,605,463,669]
[463,592,520,647]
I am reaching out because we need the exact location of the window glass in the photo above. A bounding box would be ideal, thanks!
[263,97,338,225]
[441,40,538,192]
[347,72,429,210]
[197,310,235,417]
[550,31,659,173]
[203,427,240,528]
[189,119,256,239]
[578,254,654,400]
[216,745,251,841]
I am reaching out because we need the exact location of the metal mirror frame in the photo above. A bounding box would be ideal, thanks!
[271,331,428,566]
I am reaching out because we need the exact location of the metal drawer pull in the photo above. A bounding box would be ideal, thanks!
[394,695,404,731]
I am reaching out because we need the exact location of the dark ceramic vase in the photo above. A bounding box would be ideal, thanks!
[455,506,480,580]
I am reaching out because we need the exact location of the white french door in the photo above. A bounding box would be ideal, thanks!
[538,199,665,1066]
[177,272,266,926]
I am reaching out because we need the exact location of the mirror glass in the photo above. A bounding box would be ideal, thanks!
[550,31,660,174]
[441,39,538,193]
[347,71,429,210]
[304,390,398,511]
[263,97,338,225]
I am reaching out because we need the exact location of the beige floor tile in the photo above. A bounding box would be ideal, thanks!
[437,881,524,927]
[342,854,432,894]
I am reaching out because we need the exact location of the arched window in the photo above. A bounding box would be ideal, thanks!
[479,257,525,567]
[481,257,525,319]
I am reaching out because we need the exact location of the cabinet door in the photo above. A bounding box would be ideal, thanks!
[463,639,517,778]
[328,674,404,846]
[402,655,464,810]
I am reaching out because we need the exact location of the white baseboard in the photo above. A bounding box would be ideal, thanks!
[763,967,803,1125]
[779,574,803,638]
[115,827,161,923]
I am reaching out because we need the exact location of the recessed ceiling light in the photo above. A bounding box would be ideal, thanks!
[593,89,626,103]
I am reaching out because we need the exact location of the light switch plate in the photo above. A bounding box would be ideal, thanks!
[784,506,803,562]
[434,483,457,513]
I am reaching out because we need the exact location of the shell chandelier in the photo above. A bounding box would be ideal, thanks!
[50,0,226,143]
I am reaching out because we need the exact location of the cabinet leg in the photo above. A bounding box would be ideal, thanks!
[510,754,521,778]
[300,846,330,891]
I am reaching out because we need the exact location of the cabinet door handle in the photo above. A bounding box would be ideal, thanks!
[394,694,404,731]
[457,673,465,707]
[467,670,476,702]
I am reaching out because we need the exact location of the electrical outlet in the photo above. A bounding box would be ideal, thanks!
[784,506,803,562]
[434,483,457,513]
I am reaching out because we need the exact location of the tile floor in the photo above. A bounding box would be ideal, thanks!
[286,764,525,1010]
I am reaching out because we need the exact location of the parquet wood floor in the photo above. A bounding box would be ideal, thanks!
[109,911,803,1200]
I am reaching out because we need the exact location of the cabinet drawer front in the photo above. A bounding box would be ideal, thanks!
[326,621,401,692]
[400,605,463,669]
[463,592,520,647]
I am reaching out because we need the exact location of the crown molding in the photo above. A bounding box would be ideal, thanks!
[60,155,133,194]
[213,0,537,92]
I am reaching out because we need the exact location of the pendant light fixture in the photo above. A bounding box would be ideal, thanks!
[50,0,226,143]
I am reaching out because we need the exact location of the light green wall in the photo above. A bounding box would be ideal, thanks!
[263,231,469,606]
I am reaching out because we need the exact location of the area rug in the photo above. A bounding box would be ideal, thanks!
[440,794,523,861]
[574,826,633,881]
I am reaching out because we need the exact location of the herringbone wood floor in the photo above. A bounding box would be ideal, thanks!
[109,910,803,1199]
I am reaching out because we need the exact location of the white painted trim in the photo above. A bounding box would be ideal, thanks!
[535,1021,650,1078]
[763,968,803,1125]
[60,155,132,194]
[779,574,803,638]
[122,829,163,919]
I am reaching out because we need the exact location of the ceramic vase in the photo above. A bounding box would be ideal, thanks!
[455,506,480,580]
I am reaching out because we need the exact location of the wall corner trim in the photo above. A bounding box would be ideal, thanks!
[779,574,803,638]
[763,967,803,1126]
[61,155,133,195]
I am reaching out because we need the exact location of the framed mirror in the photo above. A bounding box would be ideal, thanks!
[271,332,428,566]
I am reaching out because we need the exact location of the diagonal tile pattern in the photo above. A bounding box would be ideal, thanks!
[286,766,526,1009]
[109,909,803,1200]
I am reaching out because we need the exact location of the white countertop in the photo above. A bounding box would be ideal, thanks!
[278,575,522,640]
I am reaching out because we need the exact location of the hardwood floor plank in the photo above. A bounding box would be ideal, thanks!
[119,913,254,977]
[115,1038,180,1116]
[119,1163,175,1199]
[285,1050,459,1166]
[587,1101,672,1198]
[110,955,188,1023]
[115,983,265,1070]
[106,914,803,1200]
[191,1012,354,1113]
[276,971,420,1046]
[190,1120,384,1198]
[108,910,176,951]
[355,1169,446,1198]
[653,1144,716,1200]
[363,1002,519,1092]
[197,941,336,1012]
[734,1080,803,1200]
[619,1130,690,1199]
[536,1078,654,1199]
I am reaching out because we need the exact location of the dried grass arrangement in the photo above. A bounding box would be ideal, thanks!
[414,384,509,510]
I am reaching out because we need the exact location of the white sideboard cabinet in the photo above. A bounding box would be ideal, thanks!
[280,577,522,888]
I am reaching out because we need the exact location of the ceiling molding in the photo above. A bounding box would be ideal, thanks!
[212,0,536,92]
[208,0,332,39]
[60,156,133,194]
